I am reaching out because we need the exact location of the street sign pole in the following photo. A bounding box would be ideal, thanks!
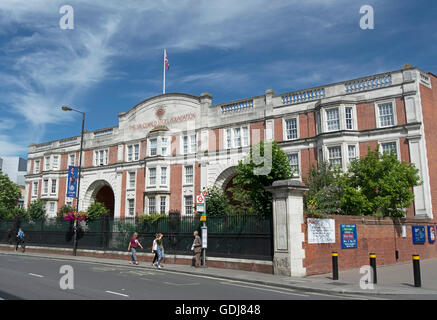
[202,194,207,268]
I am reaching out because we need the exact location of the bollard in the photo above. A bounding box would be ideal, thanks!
[369,253,377,284]
[332,252,339,280]
[412,255,421,287]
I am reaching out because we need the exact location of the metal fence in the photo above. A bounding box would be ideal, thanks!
[0,215,273,261]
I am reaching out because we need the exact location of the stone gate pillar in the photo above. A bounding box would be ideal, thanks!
[266,180,308,277]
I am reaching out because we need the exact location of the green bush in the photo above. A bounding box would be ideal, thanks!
[28,199,46,222]
[87,202,108,221]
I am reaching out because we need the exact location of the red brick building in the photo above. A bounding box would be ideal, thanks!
[24,65,436,222]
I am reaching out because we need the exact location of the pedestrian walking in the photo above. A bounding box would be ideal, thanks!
[15,228,25,252]
[7,229,12,245]
[128,232,143,265]
[151,233,159,267]
[156,233,164,269]
[192,231,202,268]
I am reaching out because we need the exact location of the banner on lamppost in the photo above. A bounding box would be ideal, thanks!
[67,166,79,198]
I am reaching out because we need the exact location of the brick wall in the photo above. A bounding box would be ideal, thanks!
[250,121,265,145]
[274,118,283,142]
[357,102,376,130]
[303,215,437,276]
[299,112,316,139]
[135,168,145,215]
[170,164,182,212]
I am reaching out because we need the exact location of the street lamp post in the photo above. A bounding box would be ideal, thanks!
[62,106,85,256]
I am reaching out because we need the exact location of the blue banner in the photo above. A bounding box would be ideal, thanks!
[340,224,357,249]
[412,226,426,244]
[67,166,79,198]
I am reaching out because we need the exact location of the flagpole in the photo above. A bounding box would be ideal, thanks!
[163,49,166,95]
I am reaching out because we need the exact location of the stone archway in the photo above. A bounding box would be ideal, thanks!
[83,180,115,218]
[214,166,237,191]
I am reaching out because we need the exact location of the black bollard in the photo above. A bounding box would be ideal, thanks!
[369,253,377,284]
[332,252,339,280]
[412,255,421,287]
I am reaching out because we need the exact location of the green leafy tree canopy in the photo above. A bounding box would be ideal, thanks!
[231,141,293,216]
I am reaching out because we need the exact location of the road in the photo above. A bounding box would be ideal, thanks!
[0,252,385,301]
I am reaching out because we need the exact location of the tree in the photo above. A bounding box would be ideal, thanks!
[343,148,421,217]
[231,141,293,216]
[0,169,21,210]
[304,148,422,218]
[203,186,232,216]
[303,161,344,218]
[28,199,46,221]
[87,201,108,221]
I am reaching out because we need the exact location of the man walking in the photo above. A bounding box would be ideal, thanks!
[192,231,202,268]
[16,228,25,252]
[128,232,143,265]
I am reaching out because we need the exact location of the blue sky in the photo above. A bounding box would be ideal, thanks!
[0,0,436,158]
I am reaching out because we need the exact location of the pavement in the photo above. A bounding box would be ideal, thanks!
[1,247,437,298]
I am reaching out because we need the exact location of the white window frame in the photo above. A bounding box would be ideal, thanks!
[127,143,140,162]
[184,195,194,216]
[43,179,49,195]
[379,140,400,160]
[148,196,156,215]
[375,100,397,128]
[49,202,55,216]
[69,154,76,167]
[34,160,40,174]
[325,107,340,132]
[224,126,250,149]
[160,196,167,215]
[149,138,158,157]
[128,171,136,189]
[284,117,299,141]
[45,156,51,171]
[347,144,358,164]
[184,165,194,185]
[190,134,197,153]
[287,152,300,178]
[94,149,109,166]
[161,137,168,156]
[128,198,135,216]
[160,167,168,186]
[148,167,157,186]
[33,181,38,196]
[52,155,59,170]
[327,145,342,167]
[345,107,354,130]
[51,179,57,194]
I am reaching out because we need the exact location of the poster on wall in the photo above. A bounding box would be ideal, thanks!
[307,218,336,244]
[412,226,426,244]
[428,226,436,244]
[340,224,357,249]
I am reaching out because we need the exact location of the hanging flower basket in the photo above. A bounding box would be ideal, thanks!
[63,211,88,222]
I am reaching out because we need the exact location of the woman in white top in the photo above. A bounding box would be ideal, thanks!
[151,233,159,266]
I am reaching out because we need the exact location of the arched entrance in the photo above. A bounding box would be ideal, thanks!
[95,185,115,218]
[83,180,115,218]
[215,166,239,205]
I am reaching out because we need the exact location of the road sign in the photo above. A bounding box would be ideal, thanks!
[201,226,207,248]
[202,190,207,198]
[197,203,205,212]
[196,195,204,204]
[200,215,206,222]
